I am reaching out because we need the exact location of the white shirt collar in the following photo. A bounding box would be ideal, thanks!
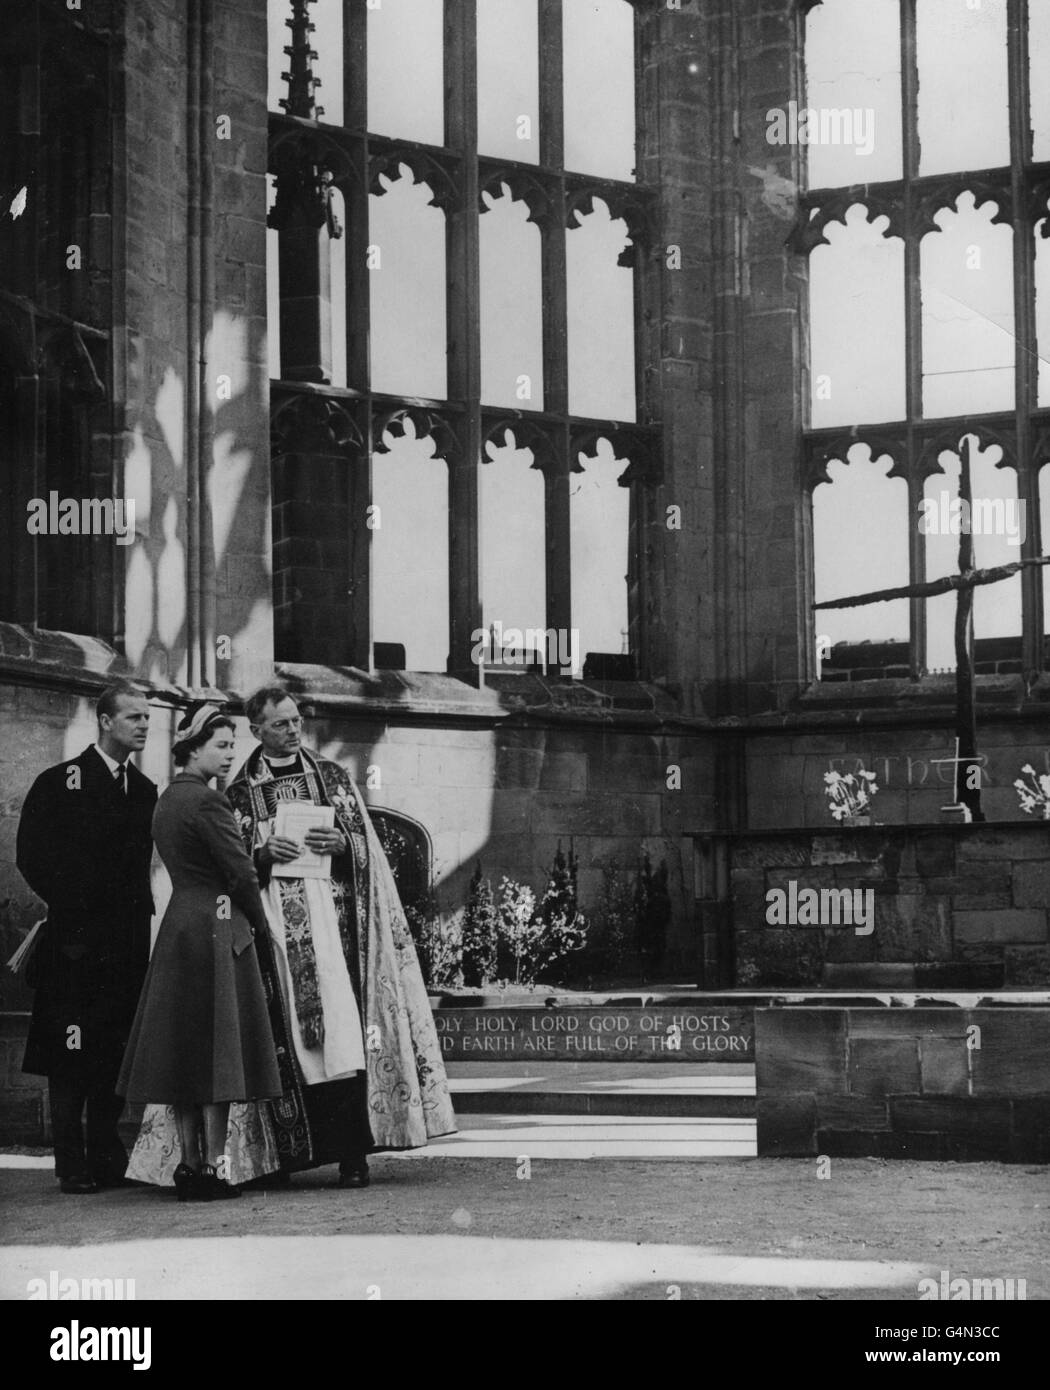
[94,744,129,782]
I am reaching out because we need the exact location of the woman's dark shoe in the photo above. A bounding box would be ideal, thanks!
[199,1164,243,1201]
[173,1162,204,1203]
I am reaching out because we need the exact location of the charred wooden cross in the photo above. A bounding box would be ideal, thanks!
[814,436,1050,821]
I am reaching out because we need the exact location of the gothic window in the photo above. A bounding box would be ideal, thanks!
[802,0,1050,681]
[809,206,905,428]
[266,0,656,676]
[0,3,118,640]
[813,445,909,667]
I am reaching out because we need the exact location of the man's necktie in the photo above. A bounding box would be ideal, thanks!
[114,764,126,795]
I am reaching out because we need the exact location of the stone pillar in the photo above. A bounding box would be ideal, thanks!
[640,0,808,717]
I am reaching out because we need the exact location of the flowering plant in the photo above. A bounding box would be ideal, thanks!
[404,904,463,991]
[823,769,878,823]
[1014,764,1050,818]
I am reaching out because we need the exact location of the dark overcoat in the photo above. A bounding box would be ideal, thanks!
[116,774,281,1106]
[19,745,156,1088]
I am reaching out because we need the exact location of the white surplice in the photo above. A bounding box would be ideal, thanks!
[254,798,366,1084]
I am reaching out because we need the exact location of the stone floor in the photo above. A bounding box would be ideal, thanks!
[1,1149,1046,1300]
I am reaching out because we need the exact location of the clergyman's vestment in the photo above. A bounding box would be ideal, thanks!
[225,746,455,1164]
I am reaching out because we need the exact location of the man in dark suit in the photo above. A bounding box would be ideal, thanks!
[18,683,156,1193]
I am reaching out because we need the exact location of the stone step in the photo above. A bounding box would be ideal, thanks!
[396,1113,758,1160]
[446,1061,755,1118]
[449,1091,756,1117]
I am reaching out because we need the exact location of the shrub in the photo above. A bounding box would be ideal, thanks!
[634,852,671,973]
[494,876,539,984]
[461,863,499,986]
[492,847,588,986]
[404,901,462,991]
[572,862,637,982]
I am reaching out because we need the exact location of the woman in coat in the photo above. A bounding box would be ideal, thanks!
[118,704,281,1201]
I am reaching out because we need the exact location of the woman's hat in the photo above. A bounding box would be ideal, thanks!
[173,702,227,746]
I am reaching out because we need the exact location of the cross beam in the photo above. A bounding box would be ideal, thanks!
[814,437,1048,820]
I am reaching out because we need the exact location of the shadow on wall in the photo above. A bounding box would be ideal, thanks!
[306,694,691,980]
[123,312,274,691]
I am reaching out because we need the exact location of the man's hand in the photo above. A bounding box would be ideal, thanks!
[304,828,346,857]
[260,835,302,865]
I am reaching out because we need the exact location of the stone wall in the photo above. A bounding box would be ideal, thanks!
[755,1006,1050,1163]
[744,716,1050,827]
[722,825,1050,989]
[308,714,713,964]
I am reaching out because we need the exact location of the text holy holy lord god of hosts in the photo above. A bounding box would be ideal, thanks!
[433,1010,752,1057]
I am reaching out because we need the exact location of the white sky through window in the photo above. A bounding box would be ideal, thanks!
[804,0,901,188]
[480,436,546,644]
[916,0,1009,177]
[368,168,448,400]
[571,441,631,661]
[810,206,905,427]
[921,194,1015,419]
[372,425,450,672]
[368,0,444,144]
[813,447,909,649]
[1032,2,1050,161]
[478,0,539,164]
[480,188,544,410]
[563,0,636,181]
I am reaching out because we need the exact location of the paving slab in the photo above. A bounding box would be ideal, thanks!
[390,1113,758,1159]
[446,1061,755,1094]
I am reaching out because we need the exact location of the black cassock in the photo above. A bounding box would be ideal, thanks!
[18,745,155,1177]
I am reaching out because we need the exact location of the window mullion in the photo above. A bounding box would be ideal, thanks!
[343,0,366,132]
[538,0,572,650]
[1007,0,1041,667]
[344,147,372,667]
[901,0,925,674]
[444,0,482,678]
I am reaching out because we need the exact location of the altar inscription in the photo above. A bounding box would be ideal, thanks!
[433,1007,754,1062]
[825,747,1050,789]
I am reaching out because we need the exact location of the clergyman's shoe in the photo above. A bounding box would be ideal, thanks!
[91,1167,132,1190]
[199,1164,242,1201]
[337,1159,370,1189]
[59,1173,101,1195]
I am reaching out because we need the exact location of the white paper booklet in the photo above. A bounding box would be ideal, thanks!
[6,918,45,973]
[269,802,336,880]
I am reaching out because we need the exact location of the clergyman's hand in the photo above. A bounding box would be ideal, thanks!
[304,828,346,857]
[260,835,302,865]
